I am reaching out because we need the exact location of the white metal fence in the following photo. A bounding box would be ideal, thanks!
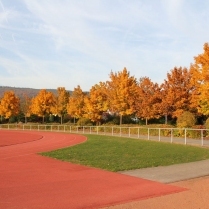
[0,124,209,147]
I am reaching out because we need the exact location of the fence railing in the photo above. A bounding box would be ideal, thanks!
[0,124,209,147]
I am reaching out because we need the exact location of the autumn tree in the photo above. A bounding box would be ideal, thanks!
[190,43,209,116]
[0,91,20,121]
[160,67,192,123]
[67,85,86,122]
[84,82,108,125]
[30,89,56,123]
[107,68,138,125]
[134,77,162,125]
[52,87,70,124]
[20,94,32,123]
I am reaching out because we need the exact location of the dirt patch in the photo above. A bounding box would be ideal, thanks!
[102,175,209,209]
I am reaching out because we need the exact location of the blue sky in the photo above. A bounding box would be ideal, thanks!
[0,0,209,91]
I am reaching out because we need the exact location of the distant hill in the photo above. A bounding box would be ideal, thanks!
[0,86,72,99]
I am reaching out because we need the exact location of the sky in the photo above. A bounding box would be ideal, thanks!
[0,0,209,91]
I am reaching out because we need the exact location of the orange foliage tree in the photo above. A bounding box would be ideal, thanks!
[107,68,138,125]
[134,77,162,125]
[67,85,86,122]
[30,89,56,123]
[190,43,209,116]
[160,67,192,123]
[0,91,20,121]
[84,82,108,125]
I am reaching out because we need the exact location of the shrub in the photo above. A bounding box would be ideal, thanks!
[77,118,93,126]
[49,114,55,122]
[9,116,17,123]
[205,118,209,129]
[177,111,196,128]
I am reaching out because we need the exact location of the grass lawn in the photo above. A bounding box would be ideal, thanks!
[41,134,209,172]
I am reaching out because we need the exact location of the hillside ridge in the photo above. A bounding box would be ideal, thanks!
[0,86,72,98]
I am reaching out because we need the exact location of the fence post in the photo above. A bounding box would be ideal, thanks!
[159,128,161,141]
[171,129,173,143]
[97,126,98,135]
[129,127,130,137]
[201,129,204,146]
[148,128,150,140]
[112,127,113,136]
[138,128,139,138]
[185,129,187,145]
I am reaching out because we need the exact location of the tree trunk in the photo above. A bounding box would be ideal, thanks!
[120,114,122,125]
[165,114,168,124]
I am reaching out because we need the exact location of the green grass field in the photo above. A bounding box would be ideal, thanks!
[41,134,209,172]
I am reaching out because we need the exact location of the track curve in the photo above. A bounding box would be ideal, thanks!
[0,130,185,209]
[0,130,43,147]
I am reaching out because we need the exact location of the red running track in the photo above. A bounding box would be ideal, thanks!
[0,130,186,209]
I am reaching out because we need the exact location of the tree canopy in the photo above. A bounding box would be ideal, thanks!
[0,91,20,119]
[1,43,209,125]
[107,68,138,125]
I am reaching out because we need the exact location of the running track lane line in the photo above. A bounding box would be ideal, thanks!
[0,130,187,209]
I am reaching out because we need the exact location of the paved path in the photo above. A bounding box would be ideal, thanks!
[0,130,185,209]
[120,159,209,183]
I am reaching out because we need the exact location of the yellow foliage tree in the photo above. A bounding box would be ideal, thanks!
[107,68,138,125]
[0,91,20,120]
[67,85,86,122]
[84,82,108,125]
[30,89,56,123]
[52,87,70,124]
[20,94,32,123]
[190,43,209,116]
